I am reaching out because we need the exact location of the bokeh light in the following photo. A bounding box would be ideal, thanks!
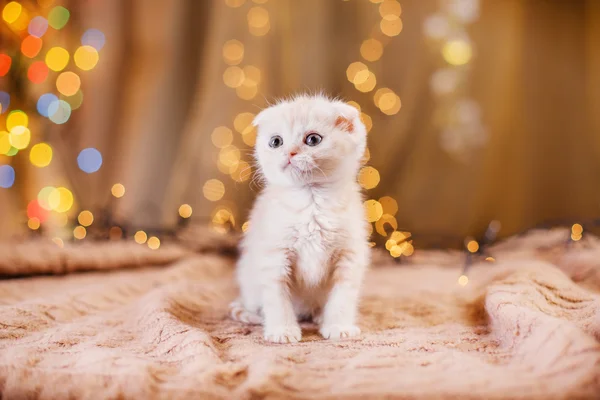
[6,147,18,156]
[0,165,15,188]
[379,0,402,17]
[380,15,403,37]
[29,143,53,167]
[74,45,99,71]
[28,16,48,37]
[379,196,398,216]
[225,0,246,7]
[242,221,250,232]
[178,204,192,218]
[360,39,383,62]
[223,66,245,88]
[466,239,479,253]
[358,166,380,189]
[219,145,241,171]
[48,6,69,29]
[55,187,73,212]
[7,110,28,130]
[0,54,11,76]
[45,47,70,71]
[247,6,270,36]
[222,40,244,66]
[62,89,84,110]
[111,183,125,198]
[442,40,472,66]
[9,126,31,149]
[211,126,233,148]
[48,99,71,124]
[37,93,58,116]
[27,199,49,222]
[78,210,94,227]
[81,29,105,51]
[234,112,255,133]
[355,71,377,92]
[376,214,398,236]
[28,61,49,83]
[2,2,21,24]
[236,84,258,100]
[77,148,102,173]
[0,91,9,113]
[134,231,148,244]
[147,236,160,250]
[364,199,383,222]
[73,226,86,240]
[231,161,251,182]
[38,186,57,210]
[28,217,41,230]
[423,14,449,39]
[0,131,11,154]
[52,237,64,248]
[56,71,81,96]
[36,187,73,213]
[374,88,401,115]
[458,275,469,286]
[203,179,225,201]
[21,35,42,58]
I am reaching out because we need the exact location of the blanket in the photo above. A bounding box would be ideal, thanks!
[1,228,599,399]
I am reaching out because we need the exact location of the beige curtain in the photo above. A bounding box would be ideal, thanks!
[2,0,599,246]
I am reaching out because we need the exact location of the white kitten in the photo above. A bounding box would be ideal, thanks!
[229,93,370,343]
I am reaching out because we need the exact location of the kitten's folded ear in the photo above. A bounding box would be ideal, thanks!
[334,103,360,133]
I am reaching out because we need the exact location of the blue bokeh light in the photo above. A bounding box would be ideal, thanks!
[37,93,58,117]
[48,100,71,124]
[0,91,9,114]
[28,16,49,38]
[77,148,103,173]
[0,165,15,188]
[81,29,106,51]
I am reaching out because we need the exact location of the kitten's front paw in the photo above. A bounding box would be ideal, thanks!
[264,325,302,344]
[320,324,361,340]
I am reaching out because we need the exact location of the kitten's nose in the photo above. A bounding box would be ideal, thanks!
[289,151,298,158]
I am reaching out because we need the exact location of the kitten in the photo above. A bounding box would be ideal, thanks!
[229,93,370,343]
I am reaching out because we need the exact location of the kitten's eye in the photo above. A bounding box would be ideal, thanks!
[269,135,283,148]
[304,132,322,147]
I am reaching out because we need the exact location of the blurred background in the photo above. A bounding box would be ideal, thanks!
[0,0,599,256]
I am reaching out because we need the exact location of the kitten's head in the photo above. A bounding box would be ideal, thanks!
[253,94,367,187]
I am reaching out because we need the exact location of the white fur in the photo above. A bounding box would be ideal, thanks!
[230,94,370,343]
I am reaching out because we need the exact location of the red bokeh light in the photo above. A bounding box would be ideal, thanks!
[28,61,49,83]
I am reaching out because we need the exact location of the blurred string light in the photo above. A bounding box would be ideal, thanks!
[0,165,16,188]
[424,0,487,161]
[343,0,407,257]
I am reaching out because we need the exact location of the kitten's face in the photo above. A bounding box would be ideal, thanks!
[253,95,367,187]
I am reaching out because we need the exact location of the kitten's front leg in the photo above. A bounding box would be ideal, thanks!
[261,252,301,344]
[320,250,367,340]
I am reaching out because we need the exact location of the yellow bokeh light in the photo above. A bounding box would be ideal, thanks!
[212,207,235,227]
[234,112,255,133]
[572,223,583,235]
[361,147,370,165]
[466,240,479,253]
[358,166,380,189]
[486,257,495,262]
[360,39,383,62]
[222,39,244,66]
[225,0,246,7]
[74,45,99,71]
[211,126,233,148]
[147,236,160,250]
[571,233,582,242]
[390,230,410,243]
[7,110,28,130]
[242,128,257,146]
[55,187,73,213]
[355,71,377,92]
[203,179,225,201]
[78,210,94,226]
[223,66,245,88]
[231,160,251,182]
[360,113,372,133]
[458,275,469,286]
[376,214,398,236]
[134,230,148,244]
[390,245,402,258]
[404,242,414,256]
[346,62,368,83]
[111,183,125,198]
[364,199,383,223]
[249,20,270,36]
[0,131,10,154]
[242,221,250,232]
[2,2,22,24]
[380,15,403,37]
[56,71,81,96]
[9,126,31,150]
[442,40,472,66]
[52,237,64,248]
[219,145,241,169]
[379,196,398,216]
[38,186,58,210]
[242,65,261,86]
[45,47,70,71]
[236,84,258,100]
[179,203,193,218]
[28,217,40,230]
[252,0,268,3]
[73,226,86,240]
[247,6,269,28]
[29,143,53,167]
[379,0,402,18]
